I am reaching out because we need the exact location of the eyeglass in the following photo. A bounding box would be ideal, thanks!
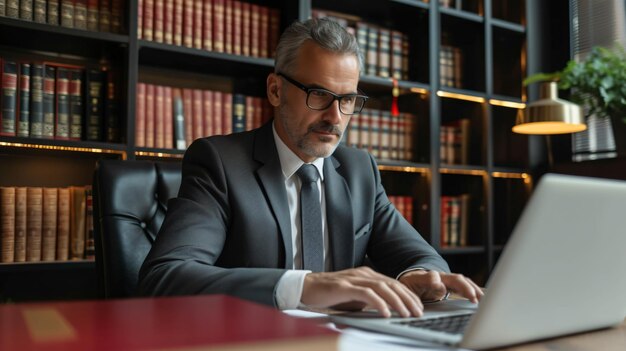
[277,73,368,115]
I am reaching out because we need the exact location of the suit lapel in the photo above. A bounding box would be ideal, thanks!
[324,156,354,271]
[254,123,293,268]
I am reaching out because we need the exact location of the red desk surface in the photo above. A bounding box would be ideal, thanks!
[0,295,338,351]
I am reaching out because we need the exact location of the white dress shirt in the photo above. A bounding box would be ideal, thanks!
[272,124,331,309]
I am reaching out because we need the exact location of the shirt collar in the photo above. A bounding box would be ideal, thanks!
[272,122,325,181]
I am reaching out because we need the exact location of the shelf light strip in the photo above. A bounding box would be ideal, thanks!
[0,141,126,158]
[135,151,184,159]
[409,87,429,95]
[437,91,486,103]
[439,168,487,176]
[378,165,429,173]
[489,99,526,109]
[491,172,530,179]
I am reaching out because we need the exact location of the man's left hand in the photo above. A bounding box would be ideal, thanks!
[399,270,484,303]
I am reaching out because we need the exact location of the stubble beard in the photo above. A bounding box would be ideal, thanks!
[278,108,344,159]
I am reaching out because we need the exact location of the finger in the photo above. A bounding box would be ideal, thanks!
[442,274,480,303]
[352,286,392,318]
[353,278,413,317]
[388,281,424,317]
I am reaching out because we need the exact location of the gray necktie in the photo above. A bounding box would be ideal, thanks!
[297,164,324,272]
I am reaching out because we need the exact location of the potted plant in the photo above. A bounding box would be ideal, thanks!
[524,46,626,156]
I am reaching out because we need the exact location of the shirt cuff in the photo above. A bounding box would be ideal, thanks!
[275,270,311,310]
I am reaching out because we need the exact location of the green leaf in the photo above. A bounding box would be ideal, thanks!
[522,72,560,86]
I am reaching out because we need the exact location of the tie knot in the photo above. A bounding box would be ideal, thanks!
[297,164,319,184]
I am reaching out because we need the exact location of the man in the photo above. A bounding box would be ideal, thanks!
[138,18,482,318]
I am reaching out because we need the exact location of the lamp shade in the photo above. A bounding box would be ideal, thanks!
[512,81,586,135]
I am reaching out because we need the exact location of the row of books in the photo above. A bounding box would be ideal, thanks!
[0,0,124,33]
[346,108,416,162]
[138,0,280,59]
[440,44,463,88]
[136,83,272,149]
[0,58,120,142]
[440,194,470,247]
[388,195,414,225]
[440,118,470,164]
[312,9,410,80]
[0,186,94,264]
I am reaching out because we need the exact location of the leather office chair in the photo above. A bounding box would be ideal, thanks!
[93,160,182,298]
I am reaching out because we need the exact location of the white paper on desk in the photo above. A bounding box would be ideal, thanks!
[284,309,469,351]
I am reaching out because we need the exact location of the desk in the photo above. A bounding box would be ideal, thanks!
[0,295,625,351]
[0,295,338,351]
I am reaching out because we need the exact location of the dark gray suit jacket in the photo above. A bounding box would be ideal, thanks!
[137,122,449,306]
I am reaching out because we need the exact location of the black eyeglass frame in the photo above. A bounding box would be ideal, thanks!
[276,72,368,115]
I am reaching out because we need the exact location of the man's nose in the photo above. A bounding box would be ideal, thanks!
[322,99,343,124]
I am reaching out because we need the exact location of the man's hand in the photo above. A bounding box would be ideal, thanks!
[399,270,484,303]
[300,267,424,318]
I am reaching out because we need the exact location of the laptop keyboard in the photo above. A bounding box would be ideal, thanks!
[392,313,474,335]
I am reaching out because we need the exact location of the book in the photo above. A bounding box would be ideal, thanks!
[74,0,87,29]
[163,86,173,149]
[33,0,46,23]
[105,70,119,142]
[182,88,192,143]
[212,90,222,135]
[245,95,253,131]
[138,0,143,38]
[241,1,250,56]
[379,111,391,159]
[60,0,74,28]
[155,85,165,148]
[224,0,232,53]
[69,69,83,141]
[84,186,94,260]
[154,0,164,42]
[85,69,105,141]
[232,0,242,55]
[1,59,17,136]
[377,28,391,78]
[232,93,245,133]
[86,0,98,31]
[145,83,155,147]
[202,89,213,137]
[29,63,44,138]
[366,26,379,76]
[26,187,43,262]
[56,187,70,261]
[47,0,59,25]
[143,0,154,40]
[135,83,146,147]
[164,0,174,43]
[182,0,193,47]
[202,0,213,50]
[391,30,403,80]
[19,0,33,21]
[249,4,259,57]
[0,187,15,263]
[17,63,30,137]
[42,65,55,139]
[14,187,26,262]
[110,0,122,32]
[268,8,279,58]
[259,5,269,58]
[69,186,86,260]
[99,0,111,32]
[193,0,202,48]
[222,92,232,135]
[5,0,17,17]
[172,88,185,149]
[192,88,203,140]
[41,187,58,261]
[55,67,70,140]
[173,0,183,45]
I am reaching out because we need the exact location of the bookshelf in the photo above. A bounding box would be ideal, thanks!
[0,0,546,301]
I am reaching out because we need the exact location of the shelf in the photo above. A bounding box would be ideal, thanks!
[437,89,487,103]
[489,95,526,109]
[391,0,430,10]
[0,16,128,59]
[440,7,485,23]
[135,148,185,159]
[491,18,525,33]
[439,246,485,255]
[0,138,127,157]
[359,75,430,94]
[0,260,94,273]
[377,160,431,173]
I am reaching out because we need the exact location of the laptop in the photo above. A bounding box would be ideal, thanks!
[332,173,626,349]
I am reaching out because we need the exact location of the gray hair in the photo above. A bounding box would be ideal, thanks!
[274,18,364,75]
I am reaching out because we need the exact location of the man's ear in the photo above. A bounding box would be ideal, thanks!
[266,73,281,107]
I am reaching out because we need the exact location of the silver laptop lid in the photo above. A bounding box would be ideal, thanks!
[462,173,626,349]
